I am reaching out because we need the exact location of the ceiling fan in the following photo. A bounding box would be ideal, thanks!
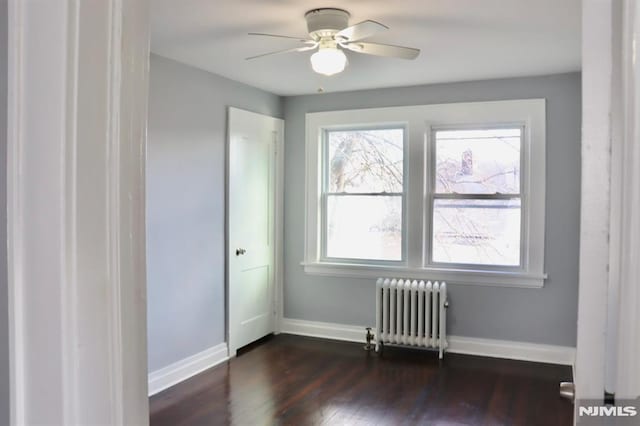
[247,8,420,76]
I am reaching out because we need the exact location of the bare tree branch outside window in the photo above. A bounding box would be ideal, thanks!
[325,129,404,261]
[323,126,522,266]
[432,128,522,266]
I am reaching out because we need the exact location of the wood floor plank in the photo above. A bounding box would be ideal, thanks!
[150,334,573,426]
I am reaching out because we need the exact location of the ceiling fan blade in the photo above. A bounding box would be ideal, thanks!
[248,32,313,44]
[246,44,317,60]
[341,41,420,59]
[336,20,388,42]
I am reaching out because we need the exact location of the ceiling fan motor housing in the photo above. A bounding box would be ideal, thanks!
[305,8,350,40]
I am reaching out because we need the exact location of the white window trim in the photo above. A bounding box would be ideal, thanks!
[304,99,547,288]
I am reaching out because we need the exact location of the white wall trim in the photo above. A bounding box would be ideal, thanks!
[575,0,613,403]
[7,0,150,424]
[281,318,369,343]
[447,336,575,366]
[301,262,546,288]
[148,343,229,397]
[614,0,640,399]
[6,0,25,423]
[281,318,575,366]
[274,119,286,334]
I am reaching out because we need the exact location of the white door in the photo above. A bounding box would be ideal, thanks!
[228,107,282,356]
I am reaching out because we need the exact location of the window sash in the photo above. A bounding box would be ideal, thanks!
[432,193,520,200]
[322,193,404,263]
[321,127,407,263]
[428,125,526,270]
[429,196,524,268]
[325,192,404,196]
[432,125,524,197]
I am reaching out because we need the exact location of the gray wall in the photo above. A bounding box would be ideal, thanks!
[283,73,581,347]
[1,0,8,421]
[146,54,282,372]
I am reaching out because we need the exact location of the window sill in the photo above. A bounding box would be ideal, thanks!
[301,261,546,288]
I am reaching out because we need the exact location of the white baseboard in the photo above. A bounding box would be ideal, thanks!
[281,318,368,343]
[280,318,575,367]
[148,342,229,396]
[447,335,575,366]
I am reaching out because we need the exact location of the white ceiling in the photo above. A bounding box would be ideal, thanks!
[150,0,581,96]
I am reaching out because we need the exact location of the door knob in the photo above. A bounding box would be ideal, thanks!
[235,248,247,256]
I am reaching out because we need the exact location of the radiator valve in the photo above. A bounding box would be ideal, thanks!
[364,327,374,351]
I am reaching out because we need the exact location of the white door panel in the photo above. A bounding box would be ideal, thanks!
[228,107,282,355]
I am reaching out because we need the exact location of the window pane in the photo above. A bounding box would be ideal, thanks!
[435,128,521,194]
[328,128,403,193]
[432,199,521,266]
[326,195,402,261]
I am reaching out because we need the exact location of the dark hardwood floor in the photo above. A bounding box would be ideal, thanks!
[150,334,573,426]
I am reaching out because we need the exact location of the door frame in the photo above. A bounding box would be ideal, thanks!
[7,0,150,424]
[576,0,640,412]
[611,0,640,399]
[575,0,612,403]
[226,107,285,357]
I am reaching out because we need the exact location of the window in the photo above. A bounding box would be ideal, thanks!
[431,128,523,267]
[304,100,546,287]
[323,128,405,262]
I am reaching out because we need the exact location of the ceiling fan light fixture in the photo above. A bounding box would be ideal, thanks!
[310,47,347,76]
[248,8,420,76]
